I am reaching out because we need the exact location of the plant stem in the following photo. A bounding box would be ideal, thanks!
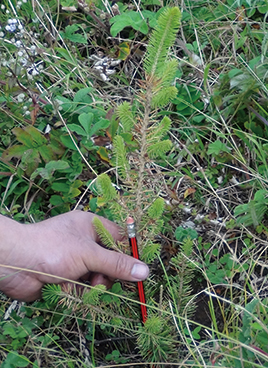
[135,80,153,241]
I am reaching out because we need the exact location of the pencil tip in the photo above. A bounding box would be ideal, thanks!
[126,216,134,224]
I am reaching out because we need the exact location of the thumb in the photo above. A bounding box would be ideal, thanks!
[89,246,149,281]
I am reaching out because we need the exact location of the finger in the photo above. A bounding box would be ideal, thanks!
[83,245,149,282]
[90,273,113,289]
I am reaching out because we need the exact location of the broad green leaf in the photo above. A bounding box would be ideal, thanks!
[55,96,73,112]
[31,167,51,180]
[3,352,29,367]
[20,149,40,175]
[2,144,27,160]
[258,3,268,13]
[52,182,70,193]
[116,41,130,60]
[74,87,93,104]
[97,146,110,162]
[50,195,64,205]
[46,160,70,171]
[50,135,65,155]
[110,12,149,36]
[31,160,70,180]
[24,126,46,146]
[109,13,132,37]
[207,141,231,155]
[60,134,77,150]
[67,33,87,43]
[12,127,34,147]
[254,189,267,202]
[39,145,55,162]
[72,180,83,188]
[90,118,110,137]
[63,24,87,44]
[68,187,81,198]
[68,123,86,136]
[78,112,94,135]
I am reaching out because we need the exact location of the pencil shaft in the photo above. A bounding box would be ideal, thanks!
[127,223,147,324]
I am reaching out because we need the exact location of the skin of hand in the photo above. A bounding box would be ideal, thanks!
[0,211,149,302]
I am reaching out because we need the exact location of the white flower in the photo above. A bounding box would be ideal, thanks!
[17,93,25,102]
[20,58,28,66]
[1,5,5,10]
[0,32,4,38]
[6,24,16,32]
[8,19,17,24]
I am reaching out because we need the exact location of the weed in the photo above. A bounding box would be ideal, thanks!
[1,0,268,367]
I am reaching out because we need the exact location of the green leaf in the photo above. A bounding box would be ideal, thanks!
[68,123,87,136]
[110,13,130,37]
[144,7,181,77]
[148,197,165,219]
[109,12,149,37]
[60,134,77,150]
[92,216,116,249]
[141,242,160,263]
[147,139,172,158]
[175,227,198,242]
[39,145,55,162]
[242,299,259,338]
[42,283,62,304]
[63,24,87,44]
[45,160,70,171]
[50,195,65,206]
[133,19,148,35]
[20,148,41,175]
[55,95,73,112]
[116,101,135,131]
[31,160,69,180]
[78,112,94,135]
[12,127,34,147]
[2,352,29,367]
[97,174,117,201]
[90,118,110,137]
[97,147,110,163]
[258,2,268,13]
[2,144,27,160]
[207,141,231,155]
[254,189,268,202]
[112,135,130,179]
[74,87,93,104]
[24,126,46,146]
[51,182,70,193]
[151,86,177,108]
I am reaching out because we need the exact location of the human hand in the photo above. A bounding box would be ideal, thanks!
[0,211,149,301]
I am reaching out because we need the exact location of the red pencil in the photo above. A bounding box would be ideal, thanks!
[126,217,147,324]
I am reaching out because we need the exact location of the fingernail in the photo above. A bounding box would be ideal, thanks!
[131,263,149,280]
